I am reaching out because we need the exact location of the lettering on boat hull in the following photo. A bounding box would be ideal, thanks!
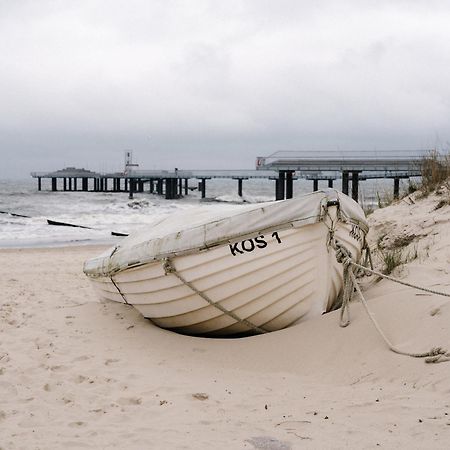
[229,231,282,256]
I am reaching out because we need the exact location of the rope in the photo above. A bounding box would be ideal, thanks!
[161,258,268,334]
[333,240,450,363]
[349,259,450,298]
[110,276,130,305]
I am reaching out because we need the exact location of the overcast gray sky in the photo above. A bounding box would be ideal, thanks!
[1,0,450,178]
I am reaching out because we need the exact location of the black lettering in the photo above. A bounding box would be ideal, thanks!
[241,239,256,252]
[229,242,244,256]
[255,235,267,249]
[272,231,282,244]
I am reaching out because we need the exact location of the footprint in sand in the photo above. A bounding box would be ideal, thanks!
[68,421,87,428]
[72,355,92,362]
[104,358,120,366]
[73,375,87,384]
[117,397,142,406]
[0,381,18,397]
[192,393,209,401]
[50,365,69,372]
[246,436,292,450]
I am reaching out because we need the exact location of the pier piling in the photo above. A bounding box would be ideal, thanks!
[351,171,360,202]
[286,171,294,199]
[313,179,318,191]
[276,171,286,200]
[394,177,400,199]
[342,172,349,195]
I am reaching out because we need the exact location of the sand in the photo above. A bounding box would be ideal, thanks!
[1,189,450,449]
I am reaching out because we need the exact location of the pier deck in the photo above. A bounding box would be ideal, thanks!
[31,150,431,202]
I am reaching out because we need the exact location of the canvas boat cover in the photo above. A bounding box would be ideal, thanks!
[84,189,368,278]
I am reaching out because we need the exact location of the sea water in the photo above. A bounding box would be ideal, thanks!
[0,177,405,248]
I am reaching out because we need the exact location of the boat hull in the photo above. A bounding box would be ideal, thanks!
[88,218,363,336]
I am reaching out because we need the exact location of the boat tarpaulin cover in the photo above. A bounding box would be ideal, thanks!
[84,189,368,277]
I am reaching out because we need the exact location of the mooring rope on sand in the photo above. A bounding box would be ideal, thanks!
[333,240,450,363]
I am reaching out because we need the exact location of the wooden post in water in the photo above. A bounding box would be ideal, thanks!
[394,177,400,199]
[342,171,349,195]
[184,178,188,196]
[286,171,294,199]
[233,177,247,197]
[52,178,57,191]
[165,178,177,199]
[200,178,207,198]
[157,179,163,195]
[276,170,286,200]
[82,178,88,191]
[328,179,333,188]
[38,177,42,191]
[313,179,318,191]
[129,179,135,199]
[238,178,243,197]
[351,171,360,202]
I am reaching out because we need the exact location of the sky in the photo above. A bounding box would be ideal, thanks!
[1,0,450,178]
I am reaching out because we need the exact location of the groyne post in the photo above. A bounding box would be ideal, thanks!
[328,179,333,188]
[51,178,57,191]
[38,177,42,191]
[184,178,188,195]
[82,178,88,191]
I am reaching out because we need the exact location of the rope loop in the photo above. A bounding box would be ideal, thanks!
[332,239,450,364]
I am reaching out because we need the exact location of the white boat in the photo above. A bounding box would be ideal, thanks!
[83,189,368,336]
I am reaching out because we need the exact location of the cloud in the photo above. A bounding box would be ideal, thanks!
[0,0,449,177]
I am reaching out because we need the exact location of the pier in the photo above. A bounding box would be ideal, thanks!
[256,150,427,201]
[31,150,430,202]
[30,167,279,200]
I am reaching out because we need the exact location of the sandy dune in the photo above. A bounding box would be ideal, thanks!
[1,189,450,449]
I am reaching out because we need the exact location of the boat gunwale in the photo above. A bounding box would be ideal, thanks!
[84,202,367,279]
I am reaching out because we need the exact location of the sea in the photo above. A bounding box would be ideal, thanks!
[0,177,407,249]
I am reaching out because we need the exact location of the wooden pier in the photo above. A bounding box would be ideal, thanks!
[31,150,430,202]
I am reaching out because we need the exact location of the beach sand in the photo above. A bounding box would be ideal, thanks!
[1,190,450,449]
